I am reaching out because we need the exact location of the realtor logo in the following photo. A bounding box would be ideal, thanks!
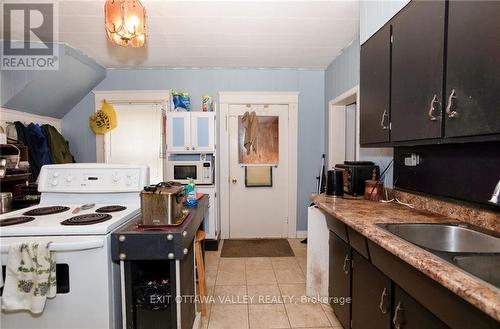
[1,1,59,70]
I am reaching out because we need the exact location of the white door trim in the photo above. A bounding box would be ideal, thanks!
[328,85,360,169]
[218,91,299,239]
[92,90,170,163]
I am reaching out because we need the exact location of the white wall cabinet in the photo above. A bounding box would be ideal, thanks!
[166,112,215,153]
[197,186,218,240]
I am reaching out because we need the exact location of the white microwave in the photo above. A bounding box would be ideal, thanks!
[166,160,213,185]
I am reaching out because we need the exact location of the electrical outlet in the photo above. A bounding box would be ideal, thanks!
[404,153,420,166]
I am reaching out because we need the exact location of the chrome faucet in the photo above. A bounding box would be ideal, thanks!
[489,180,500,204]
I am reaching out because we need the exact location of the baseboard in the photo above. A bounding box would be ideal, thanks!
[296,230,307,239]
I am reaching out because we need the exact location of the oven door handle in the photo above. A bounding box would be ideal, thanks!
[0,239,105,253]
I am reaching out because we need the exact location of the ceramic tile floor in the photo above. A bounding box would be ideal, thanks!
[199,239,343,329]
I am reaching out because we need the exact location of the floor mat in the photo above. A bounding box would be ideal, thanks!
[221,239,295,257]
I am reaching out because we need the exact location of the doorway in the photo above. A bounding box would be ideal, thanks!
[345,102,357,162]
[93,90,170,184]
[104,103,164,184]
[328,86,360,169]
[228,104,289,238]
[218,92,299,239]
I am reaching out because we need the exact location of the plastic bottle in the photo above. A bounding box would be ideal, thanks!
[185,178,198,208]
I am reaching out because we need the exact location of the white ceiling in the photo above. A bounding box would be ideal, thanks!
[13,0,360,69]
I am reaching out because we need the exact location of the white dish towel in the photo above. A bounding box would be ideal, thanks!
[2,242,56,314]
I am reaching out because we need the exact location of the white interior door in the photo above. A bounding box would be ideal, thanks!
[228,104,289,238]
[105,103,163,184]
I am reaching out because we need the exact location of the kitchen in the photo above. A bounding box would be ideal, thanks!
[0,1,499,329]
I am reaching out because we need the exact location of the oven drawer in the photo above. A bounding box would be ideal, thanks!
[0,236,119,329]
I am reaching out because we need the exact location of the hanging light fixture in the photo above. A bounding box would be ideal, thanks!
[105,0,147,47]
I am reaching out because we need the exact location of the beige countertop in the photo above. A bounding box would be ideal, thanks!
[311,193,500,322]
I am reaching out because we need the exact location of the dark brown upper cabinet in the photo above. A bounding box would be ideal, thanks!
[390,0,446,142]
[444,1,500,138]
[360,25,391,145]
[360,0,500,146]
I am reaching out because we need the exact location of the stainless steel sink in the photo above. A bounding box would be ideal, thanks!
[452,254,500,288]
[381,223,500,253]
[378,223,500,288]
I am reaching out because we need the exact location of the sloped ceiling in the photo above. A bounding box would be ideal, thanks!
[51,0,359,69]
[1,44,106,118]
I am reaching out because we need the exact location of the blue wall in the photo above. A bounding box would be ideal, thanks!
[324,38,360,164]
[62,68,325,231]
[360,0,410,44]
[325,39,360,103]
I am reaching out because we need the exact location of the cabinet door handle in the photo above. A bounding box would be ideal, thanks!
[428,94,439,121]
[446,89,457,118]
[380,110,389,130]
[392,301,404,329]
[342,254,351,274]
[379,288,388,314]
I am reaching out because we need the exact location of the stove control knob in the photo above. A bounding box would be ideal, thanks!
[51,180,58,186]
[125,179,132,186]
[52,172,59,178]
[112,176,120,183]
[66,176,73,182]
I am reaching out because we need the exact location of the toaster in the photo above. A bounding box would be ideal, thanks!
[140,182,189,226]
[334,161,379,196]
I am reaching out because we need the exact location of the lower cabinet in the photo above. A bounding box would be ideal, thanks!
[393,286,450,329]
[351,251,391,329]
[328,231,351,329]
[329,226,453,329]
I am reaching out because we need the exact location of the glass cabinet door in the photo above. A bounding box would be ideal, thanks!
[191,112,215,152]
[167,112,191,152]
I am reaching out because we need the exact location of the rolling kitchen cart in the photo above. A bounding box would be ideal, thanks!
[111,195,208,329]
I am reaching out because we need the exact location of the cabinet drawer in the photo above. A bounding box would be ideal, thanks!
[347,226,369,259]
[325,214,348,243]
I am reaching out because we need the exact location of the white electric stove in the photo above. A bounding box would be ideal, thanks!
[0,163,149,329]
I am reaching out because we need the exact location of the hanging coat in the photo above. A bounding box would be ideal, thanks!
[24,123,53,180]
[41,125,75,164]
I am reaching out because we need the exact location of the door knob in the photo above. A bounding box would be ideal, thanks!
[232,178,237,184]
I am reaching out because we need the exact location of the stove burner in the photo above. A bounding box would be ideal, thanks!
[61,213,112,225]
[95,205,127,213]
[24,206,70,216]
[0,216,35,227]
